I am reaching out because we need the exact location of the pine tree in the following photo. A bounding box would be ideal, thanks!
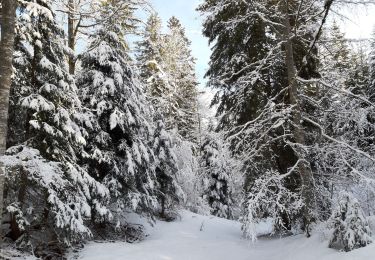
[137,14,164,81]
[77,0,158,221]
[138,15,199,143]
[5,0,110,254]
[347,46,370,96]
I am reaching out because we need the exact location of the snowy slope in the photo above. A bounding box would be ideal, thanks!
[73,211,375,260]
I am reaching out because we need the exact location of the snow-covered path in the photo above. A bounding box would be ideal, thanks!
[74,211,375,260]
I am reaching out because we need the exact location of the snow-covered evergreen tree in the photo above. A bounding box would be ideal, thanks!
[136,13,204,215]
[369,30,375,101]
[313,23,375,221]
[153,115,184,219]
[77,0,159,221]
[137,15,199,143]
[136,13,185,219]
[200,132,235,219]
[164,17,199,143]
[136,14,179,129]
[5,0,110,254]
[329,192,372,252]
[198,0,322,237]
[320,21,351,87]
[172,137,210,215]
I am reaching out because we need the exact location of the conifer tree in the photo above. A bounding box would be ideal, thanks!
[369,30,375,101]
[347,46,370,96]
[137,14,164,81]
[320,21,351,86]
[4,0,110,253]
[198,0,323,237]
[329,192,372,252]
[137,14,178,128]
[0,0,17,240]
[153,115,183,219]
[164,17,199,143]
[138,15,199,143]
[77,0,158,220]
[137,14,202,215]
[200,133,235,219]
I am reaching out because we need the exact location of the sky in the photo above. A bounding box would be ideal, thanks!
[149,0,210,88]
[340,6,375,40]
[149,1,375,90]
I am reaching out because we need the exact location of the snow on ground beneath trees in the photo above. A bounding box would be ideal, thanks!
[68,211,375,260]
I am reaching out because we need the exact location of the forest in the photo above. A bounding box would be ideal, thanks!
[1,0,375,259]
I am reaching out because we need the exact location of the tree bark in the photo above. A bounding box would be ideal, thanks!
[0,0,17,243]
[68,0,76,74]
[282,0,315,237]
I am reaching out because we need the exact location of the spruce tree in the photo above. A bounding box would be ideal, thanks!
[0,0,17,244]
[200,133,234,219]
[314,23,375,219]
[138,16,199,143]
[153,115,183,219]
[137,14,178,129]
[164,17,199,143]
[198,0,322,237]
[369,30,375,101]
[137,14,164,82]
[137,14,202,214]
[329,192,372,252]
[4,0,110,254]
[320,21,351,86]
[77,0,158,221]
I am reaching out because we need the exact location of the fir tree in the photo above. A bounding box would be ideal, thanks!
[324,21,351,74]
[137,14,164,81]
[314,23,375,220]
[320,21,351,89]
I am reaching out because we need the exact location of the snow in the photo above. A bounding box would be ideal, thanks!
[71,211,375,260]
[21,94,55,112]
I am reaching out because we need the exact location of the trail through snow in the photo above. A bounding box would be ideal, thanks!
[74,211,375,260]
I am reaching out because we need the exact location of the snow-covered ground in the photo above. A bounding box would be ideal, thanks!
[72,211,375,260]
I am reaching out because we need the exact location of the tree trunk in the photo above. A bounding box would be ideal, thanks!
[68,0,76,74]
[282,0,315,237]
[0,0,17,243]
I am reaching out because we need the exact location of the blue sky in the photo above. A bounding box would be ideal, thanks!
[148,1,375,89]
[149,0,210,88]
